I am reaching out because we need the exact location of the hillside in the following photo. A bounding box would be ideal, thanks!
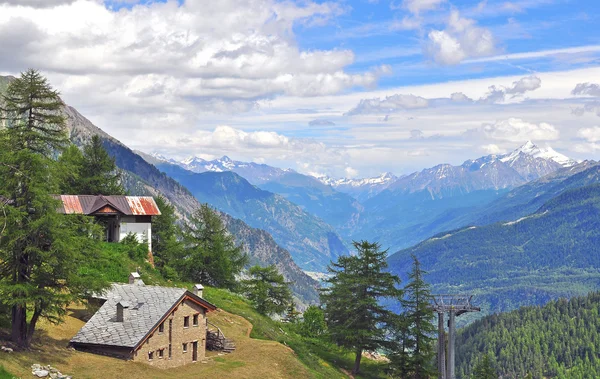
[388,184,600,315]
[456,292,600,379]
[0,243,384,379]
[157,163,349,272]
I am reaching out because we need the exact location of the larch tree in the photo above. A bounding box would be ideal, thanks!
[320,240,402,375]
[394,254,436,379]
[242,264,292,316]
[0,69,109,348]
[78,135,124,195]
[179,204,248,289]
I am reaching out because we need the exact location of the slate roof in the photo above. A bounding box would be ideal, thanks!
[56,195,161,216]
[70,284,187,348]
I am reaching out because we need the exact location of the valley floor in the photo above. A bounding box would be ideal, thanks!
[0,305,314,379]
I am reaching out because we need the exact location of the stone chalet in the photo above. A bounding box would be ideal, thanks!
[70,274,217,368]
[55,195,161,253]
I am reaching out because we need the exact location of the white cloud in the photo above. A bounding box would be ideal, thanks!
[480,75,541,103]
[410,129,425,139]
[346,94,429,115]
[450,92,473,102]
[479,118,559,142]
[572,83,600,97]
[427,10,496,65]
[481,144,504,154]
[577,126,600,143]
[0,0,76,7]
[344,166,359,178]
[0,0,384,112]
[393,0,445,14]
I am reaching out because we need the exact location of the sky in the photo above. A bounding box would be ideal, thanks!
[1,0,600,178]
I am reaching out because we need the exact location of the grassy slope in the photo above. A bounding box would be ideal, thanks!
[0,243,385,379]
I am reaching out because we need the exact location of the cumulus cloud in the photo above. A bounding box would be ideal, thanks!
[577,126,600,143]
[479,118,559,142]
[427,10,495,65]
[308,119,336,126]
[572,83,600,97]
[344,166,359,177]
[572,103,600,117]
[346,94,429,115]
[0,0,384,113]
[450,92,473,102]
[480,75,541,103]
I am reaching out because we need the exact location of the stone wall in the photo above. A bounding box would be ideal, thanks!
[132,298,207,369]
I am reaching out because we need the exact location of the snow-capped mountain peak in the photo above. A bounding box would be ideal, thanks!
[500,141,576,168]
[315,172,398,187]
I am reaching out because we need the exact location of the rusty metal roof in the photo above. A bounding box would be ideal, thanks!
[56,195,161,216]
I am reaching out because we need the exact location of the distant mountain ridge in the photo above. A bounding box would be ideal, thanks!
[156,163,349,272]
[388,183,600,317]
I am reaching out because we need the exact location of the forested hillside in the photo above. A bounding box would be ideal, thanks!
[388,184,600,315]
[456,292,600,379]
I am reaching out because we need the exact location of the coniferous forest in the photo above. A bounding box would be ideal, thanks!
[456,292,600,379]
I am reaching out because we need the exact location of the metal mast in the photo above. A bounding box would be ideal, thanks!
[432,295,480,379]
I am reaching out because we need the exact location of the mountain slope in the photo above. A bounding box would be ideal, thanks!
[157,163,349,272]
[257,171,363,231]
[388,184,600,316]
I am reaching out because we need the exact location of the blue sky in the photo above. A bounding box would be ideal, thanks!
[1,0,600,177]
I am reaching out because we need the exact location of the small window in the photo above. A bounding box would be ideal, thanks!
[193,314,199,326]
[184,316,190,328]
[182,343,188,353]
[148,351,154,361]
[158,322,164,333]
[158,349,164,359]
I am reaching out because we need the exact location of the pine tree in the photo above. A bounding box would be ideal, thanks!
[472,354,498,379]
[321,240,402,374]
[179,204,248,289]
[0,70,109,348]
[78,135,124,195]
[242,265,292,316]
[398,254,436,378]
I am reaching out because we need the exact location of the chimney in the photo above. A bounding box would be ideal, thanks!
[193,284,204,298]
[129,272,144,285]
[116,301,131,322]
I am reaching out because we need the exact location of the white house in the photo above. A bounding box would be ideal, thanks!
[56,195,161,253]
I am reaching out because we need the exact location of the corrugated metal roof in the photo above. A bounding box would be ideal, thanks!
[127,196,161,216]
[55,195,161,216]
[60,195,83,214]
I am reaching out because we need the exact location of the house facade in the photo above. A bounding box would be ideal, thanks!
[70,275,217,368]
[56,195,161,253]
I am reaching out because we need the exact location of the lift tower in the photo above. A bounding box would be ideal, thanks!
[432,295,480,379]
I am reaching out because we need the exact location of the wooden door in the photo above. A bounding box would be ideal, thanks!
[192,341,198,362]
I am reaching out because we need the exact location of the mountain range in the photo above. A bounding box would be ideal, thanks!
[158,140,580,256]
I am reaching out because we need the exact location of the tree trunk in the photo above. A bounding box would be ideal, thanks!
[25,305,43,347]
[352,348,363,375]
[11,304,27,347]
